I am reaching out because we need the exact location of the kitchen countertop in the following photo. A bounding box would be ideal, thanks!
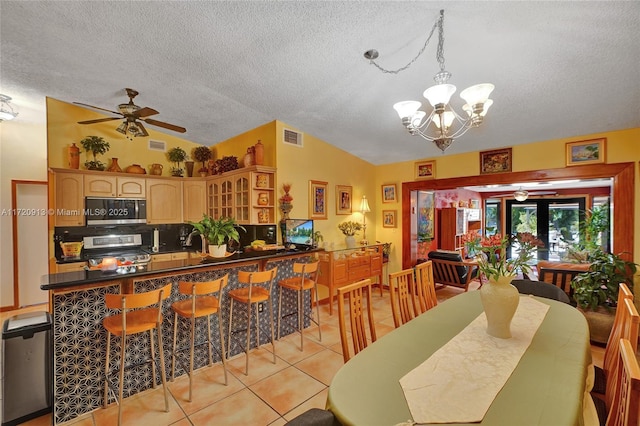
[42,247,320,290]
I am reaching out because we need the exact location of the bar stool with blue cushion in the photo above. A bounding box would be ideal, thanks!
[171,275,229,402]
[227,267,278,375]
[277,261,321,351]
[102,283,172,426]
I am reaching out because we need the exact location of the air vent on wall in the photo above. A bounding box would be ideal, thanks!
[283,129,303,147]
[148,140,166,152]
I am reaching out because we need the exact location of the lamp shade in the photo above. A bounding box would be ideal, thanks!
[423,83,456,107]
[460,83,494,106]
[393,101,422,119]
[463,99,493,117]
[514,188,529,202]
[360,196,371,213]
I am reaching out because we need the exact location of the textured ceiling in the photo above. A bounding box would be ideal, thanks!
[1,1,639,165]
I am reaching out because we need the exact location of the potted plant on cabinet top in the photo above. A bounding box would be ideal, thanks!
[80,135,110,171]
[189,214,245,257]
[167,146,187,177]
[193,145,212,177]
[571,249,638,344]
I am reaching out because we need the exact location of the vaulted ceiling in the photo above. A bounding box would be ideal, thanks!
[1,1,638,165]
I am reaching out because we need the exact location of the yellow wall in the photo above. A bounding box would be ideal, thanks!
[47,98,203,174]
[376,128,640,275]
[213,121,277,167]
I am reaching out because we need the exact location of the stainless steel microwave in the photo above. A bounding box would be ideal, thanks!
[85,197,147,225]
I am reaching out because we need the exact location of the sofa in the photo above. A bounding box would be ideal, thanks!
[425,250,479,292]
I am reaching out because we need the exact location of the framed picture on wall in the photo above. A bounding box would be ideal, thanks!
[309,180,328,220]
[382,210,397,228]
[336,185,352,215]
[415,160,436,179]
[566,138,606,166]
[480,148,512,174]
[382,184,397,203]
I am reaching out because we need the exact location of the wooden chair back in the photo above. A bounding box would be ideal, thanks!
[606,297,640,409]
[606,338,640,426]
[389,268,419,327]
[104,283,172,334]
[289,261,320,289]
[337,278,377,363]
[537,267,584,298]
[429,258,475,291]
[234,267,278,303]
[176,274,228,319]
[414,260,438,313]
[603,283,635,376]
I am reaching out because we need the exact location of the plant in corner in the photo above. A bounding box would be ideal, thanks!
[80,135,110,171]
[189,214,246,257]
[192,145,212,176]
[167,146,187,177]
[571,249,637,343]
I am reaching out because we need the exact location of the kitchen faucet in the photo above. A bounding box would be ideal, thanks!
[184,230,200,246]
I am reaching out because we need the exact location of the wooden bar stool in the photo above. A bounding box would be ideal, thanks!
[171,274,229,402]
[227,267,278,375]
[102,283,172,426]
[277,261,321,351]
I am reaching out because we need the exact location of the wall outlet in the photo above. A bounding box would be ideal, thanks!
[258,302,264,313]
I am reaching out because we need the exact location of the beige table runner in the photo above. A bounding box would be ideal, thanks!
[399,295,550,424]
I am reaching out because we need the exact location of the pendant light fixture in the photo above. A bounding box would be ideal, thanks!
[365,10,494,152]
[513,187,529,202]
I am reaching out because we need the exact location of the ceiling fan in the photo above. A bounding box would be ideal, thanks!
[75,88,186,138]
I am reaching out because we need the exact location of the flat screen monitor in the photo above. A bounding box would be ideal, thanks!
[285,219,314,249]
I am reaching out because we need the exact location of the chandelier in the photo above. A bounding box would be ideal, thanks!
[0,94,19,121]
[365,10,494,152]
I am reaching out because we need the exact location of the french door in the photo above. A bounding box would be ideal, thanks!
[505,198,586,261]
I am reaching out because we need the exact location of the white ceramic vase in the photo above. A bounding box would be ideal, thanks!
[209,244,227,258]
[479,275,519,339]
[345,235,357,249]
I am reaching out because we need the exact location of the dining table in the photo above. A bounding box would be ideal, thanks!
[326,290,592,425]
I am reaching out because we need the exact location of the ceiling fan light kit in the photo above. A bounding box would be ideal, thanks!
[75,88,186,140]
[366,10,494,152]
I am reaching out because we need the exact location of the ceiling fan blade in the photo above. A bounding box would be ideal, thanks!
[73,102,122,116]
[78,117,121,125]
[142,118,186,133]
[136,121,149,137]
[134,107,159,118]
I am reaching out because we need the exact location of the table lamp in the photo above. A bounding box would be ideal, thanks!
[360,195,371,245]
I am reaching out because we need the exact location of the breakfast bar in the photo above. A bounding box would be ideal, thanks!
[41,249,319,425]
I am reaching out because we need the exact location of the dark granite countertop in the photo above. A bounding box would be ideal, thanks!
[42,248,320,290]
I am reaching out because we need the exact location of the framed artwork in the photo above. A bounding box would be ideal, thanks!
[480,148,512,174]
[415,160,436,179]
[417,191,435,240]
[566,138,606,166]
[309,180,328,220]
[336,185,352,215]
[382,183,397,203]
[382,210,397,228]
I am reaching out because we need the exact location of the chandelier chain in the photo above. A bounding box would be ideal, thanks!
[367,11,443,75]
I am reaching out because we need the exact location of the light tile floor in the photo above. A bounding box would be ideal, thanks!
[4,281,605,426]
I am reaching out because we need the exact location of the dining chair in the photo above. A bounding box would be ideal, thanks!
[388,268,419,328]
[227,267,278,375]
[604,297,639,409]
[591,283,635,398]
[605,338,640,426]
[102,283,172,426]
[414,260,438,313]
[511,279,571,304]
[337,278,377,363]
[171,275,229,403]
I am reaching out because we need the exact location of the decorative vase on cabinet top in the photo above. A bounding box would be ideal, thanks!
[345,235,357,249]
[68,143,80,169]
[125,164,146,174]
[479,275,519,339]
[149,163,163,176]
[254,140,264,165]
[107,158,123,173]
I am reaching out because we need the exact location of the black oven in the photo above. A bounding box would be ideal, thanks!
[85,197,147,225]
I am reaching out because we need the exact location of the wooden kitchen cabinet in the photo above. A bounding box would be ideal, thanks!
[438,207,482,252]
[53,171,85,226]
[183,180,206,223]
[146,179,183,224]
[84,175,146,198]
[55,261,87,273]
[317,244,383,315]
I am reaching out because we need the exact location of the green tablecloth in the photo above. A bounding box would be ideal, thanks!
[327,291,591,425]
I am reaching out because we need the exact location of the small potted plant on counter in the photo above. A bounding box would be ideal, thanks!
[80,135,110,170]
[189,214,245,257]
[167,146,187,177]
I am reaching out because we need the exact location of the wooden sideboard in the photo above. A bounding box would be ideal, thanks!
[317,244,383,315]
